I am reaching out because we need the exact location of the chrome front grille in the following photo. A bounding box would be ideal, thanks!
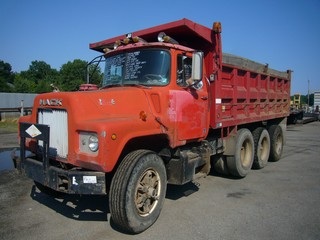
[38,109,68,158]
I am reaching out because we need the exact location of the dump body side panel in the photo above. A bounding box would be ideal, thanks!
[211,54,291,129]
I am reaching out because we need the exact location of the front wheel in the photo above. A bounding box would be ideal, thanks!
[109,150,167,233]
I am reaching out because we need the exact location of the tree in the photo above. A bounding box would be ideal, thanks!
[0,78,11,92]
[0,60,15,92]
[299,94,314,106]
[59,59,86,91]
[1,58,103,93]
[87,64,103,86]
[59,58,103,91]
[34,79,52,93]
[19,60,59,93]
[21,61,51,83]
[13,74,36,93]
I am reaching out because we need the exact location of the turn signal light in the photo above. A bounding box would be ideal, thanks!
[111,134,117,140]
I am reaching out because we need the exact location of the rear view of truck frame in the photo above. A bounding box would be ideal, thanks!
[16,18,291,233]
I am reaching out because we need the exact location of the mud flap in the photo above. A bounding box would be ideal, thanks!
[166,141,211,185]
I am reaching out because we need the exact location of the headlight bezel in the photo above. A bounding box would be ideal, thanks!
[79,132,99,154]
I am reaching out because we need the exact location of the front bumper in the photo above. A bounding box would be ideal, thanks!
[17,122,107,195]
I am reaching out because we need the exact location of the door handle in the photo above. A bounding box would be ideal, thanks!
[201,96,208,100]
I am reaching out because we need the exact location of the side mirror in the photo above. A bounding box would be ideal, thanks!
[191,51,203,81]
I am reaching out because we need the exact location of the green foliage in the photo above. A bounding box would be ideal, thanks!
[35,80,52,93]
[20,61,52,83]
[88,64,103,86]
[19,60,60,93]
[0,60,15,92]
[304,93,314,106]
[59,59,87,91]
[58,59,103,91]
[13,74,36,93]
[0,58,103,93]
[291,93,314,106]
[0,78,12,92]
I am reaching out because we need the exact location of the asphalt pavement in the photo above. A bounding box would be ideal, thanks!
[0,121,319,240]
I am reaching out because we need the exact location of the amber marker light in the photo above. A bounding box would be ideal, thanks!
[139,111,147,121]
[111,134,117,140]
[114,40,121,49]
[132,36,140,43]
[163,35,170,42]
[213,22,222,33]
[123,38,130,45]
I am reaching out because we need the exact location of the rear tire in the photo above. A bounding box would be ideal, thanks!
[109,150,167,234]
[252,127,270,169]
[227,128,254,178]
[268,125,284,162]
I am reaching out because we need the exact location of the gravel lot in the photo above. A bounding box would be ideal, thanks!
[0,121,320,240]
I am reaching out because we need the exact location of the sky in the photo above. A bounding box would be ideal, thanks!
[1,0,320,95]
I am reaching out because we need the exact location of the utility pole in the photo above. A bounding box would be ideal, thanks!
[307,79,310,112]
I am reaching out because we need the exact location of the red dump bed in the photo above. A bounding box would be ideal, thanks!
[215,54,290,129]
[90,18,291,129]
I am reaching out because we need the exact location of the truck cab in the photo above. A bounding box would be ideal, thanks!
[100,40,210,146]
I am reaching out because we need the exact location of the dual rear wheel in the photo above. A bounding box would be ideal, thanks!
[214,125,284,178]
[252,127,270,169]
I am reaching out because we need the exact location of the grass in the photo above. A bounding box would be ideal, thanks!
[0,118,19,134]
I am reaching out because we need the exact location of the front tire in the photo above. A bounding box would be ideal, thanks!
[109,150,167,233]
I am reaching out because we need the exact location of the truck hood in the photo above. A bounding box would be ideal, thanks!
[34,87,152,122]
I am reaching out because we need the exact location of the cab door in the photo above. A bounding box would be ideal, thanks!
[168,54,210,142]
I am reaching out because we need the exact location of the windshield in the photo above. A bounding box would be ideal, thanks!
[102,49,170,87]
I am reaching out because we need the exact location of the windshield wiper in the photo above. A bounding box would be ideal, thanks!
[100,83,151,90]
[124,83,151,89]
[100,84,122,89]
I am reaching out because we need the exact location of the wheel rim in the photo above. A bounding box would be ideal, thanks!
[260,136,269,161]
[240,139,253,167]
[135,168,161,217]
[275,134,283,154]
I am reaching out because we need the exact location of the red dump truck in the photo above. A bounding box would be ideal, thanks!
[16,18,291,233]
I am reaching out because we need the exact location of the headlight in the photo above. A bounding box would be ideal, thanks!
[88,135,99,152]
[79,132,99,153]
